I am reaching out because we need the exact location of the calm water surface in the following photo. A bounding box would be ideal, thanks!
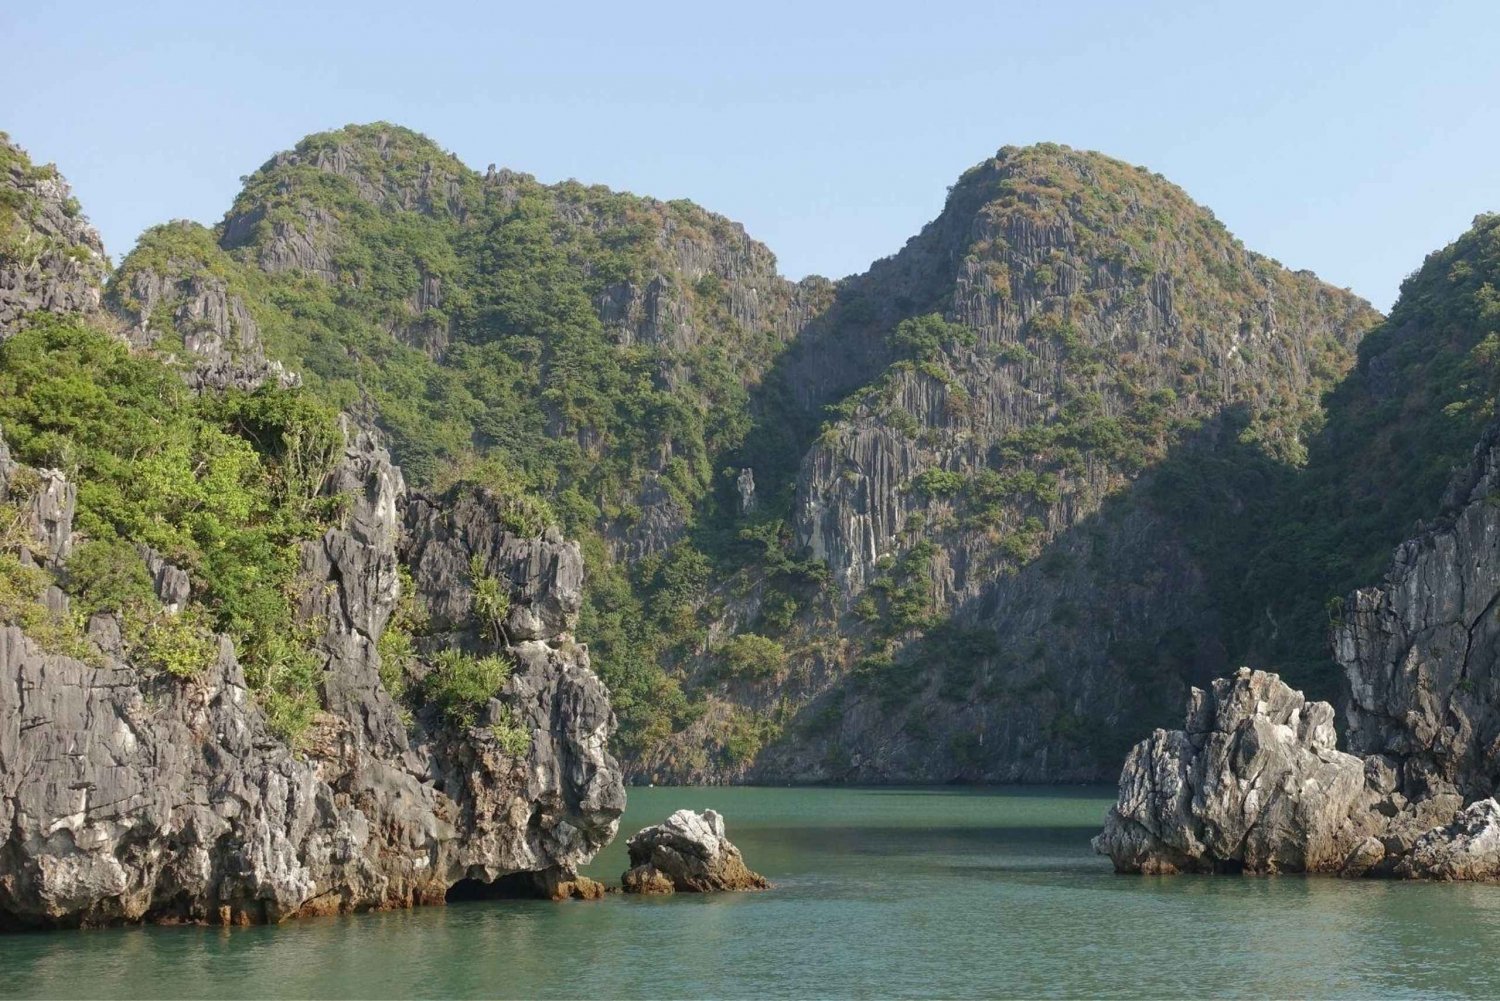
[5,786,1500,998]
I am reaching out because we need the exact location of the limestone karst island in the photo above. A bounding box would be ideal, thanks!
[4,3,1500,998]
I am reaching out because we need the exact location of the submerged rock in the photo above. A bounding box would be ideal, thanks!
[621,809,768,894]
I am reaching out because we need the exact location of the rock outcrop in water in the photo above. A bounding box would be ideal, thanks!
[620,809,768,893]
[1098,421,1500,881]
[0,427,625,928]
[1092,669,1382,873]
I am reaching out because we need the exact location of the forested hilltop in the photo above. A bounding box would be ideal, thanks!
[24,121,1499,785]
[108,124,831,759]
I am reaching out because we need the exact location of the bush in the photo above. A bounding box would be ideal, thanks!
[469,554,511,642]
[424,648,513,725]
[134,608,218,679]
[66,539,156,616]
[910,468,965,498]
[715,633,786,680]
[490,706,532,757]
[890,314,975,361]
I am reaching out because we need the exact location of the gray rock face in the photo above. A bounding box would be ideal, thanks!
[735,468,757,515]
[0,430,625,928]
[114,229,300,392]
[0,441,75,569]
[0,135,109,334]
[1093,669,1380,874]
[402,486,585,644]
[620,809,768,893]
[1396,799,1500,880]
[298,427,408,755]
[1336,422,1500,802]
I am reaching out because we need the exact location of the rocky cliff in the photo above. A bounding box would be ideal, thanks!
[109,220,298,392]
[1096,419,1500,879]
[0,419,624,928]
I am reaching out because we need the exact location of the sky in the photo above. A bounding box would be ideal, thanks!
[3,1,1498,311]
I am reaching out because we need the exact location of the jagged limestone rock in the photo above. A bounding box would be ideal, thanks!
[735,467,757,515]
[1396,800,1500,881]
[402,487,585,644]
[1336,422,1500,803]
[0,134,109,335]
[0,429,625,928]
[621,809,768,893]
[1094,669,1381,874]
[113,224,300,392]
[0,437,75,568]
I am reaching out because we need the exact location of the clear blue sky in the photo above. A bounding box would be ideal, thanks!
[4,0,1498,310]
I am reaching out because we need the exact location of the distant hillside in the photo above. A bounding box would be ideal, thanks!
[109,126,1399,779]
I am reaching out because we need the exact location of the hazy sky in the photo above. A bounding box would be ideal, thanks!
[5,1,1498,310]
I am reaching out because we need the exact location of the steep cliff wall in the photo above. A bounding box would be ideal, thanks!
[1096,421,1500,878]
[1336,420,1500,807]
[0,425,623,928]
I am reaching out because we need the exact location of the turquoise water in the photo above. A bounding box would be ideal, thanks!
[6,786,1500,998]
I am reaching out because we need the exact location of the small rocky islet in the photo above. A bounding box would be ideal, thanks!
[620,809,769,894]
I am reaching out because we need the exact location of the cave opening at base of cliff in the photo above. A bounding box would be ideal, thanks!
[445,873,548,902]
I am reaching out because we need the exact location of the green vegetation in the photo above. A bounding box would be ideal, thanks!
[422,647,514,726]
[713,633,786,680]
[377,564,425,707]
[0,551,95,662]
[857,541,939,638]
[133,607,219,679]
[890,314,975,361]
[109,124,822,760]
[469,554,511,643]
[0,316,344,740]
[490,706,532,757]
